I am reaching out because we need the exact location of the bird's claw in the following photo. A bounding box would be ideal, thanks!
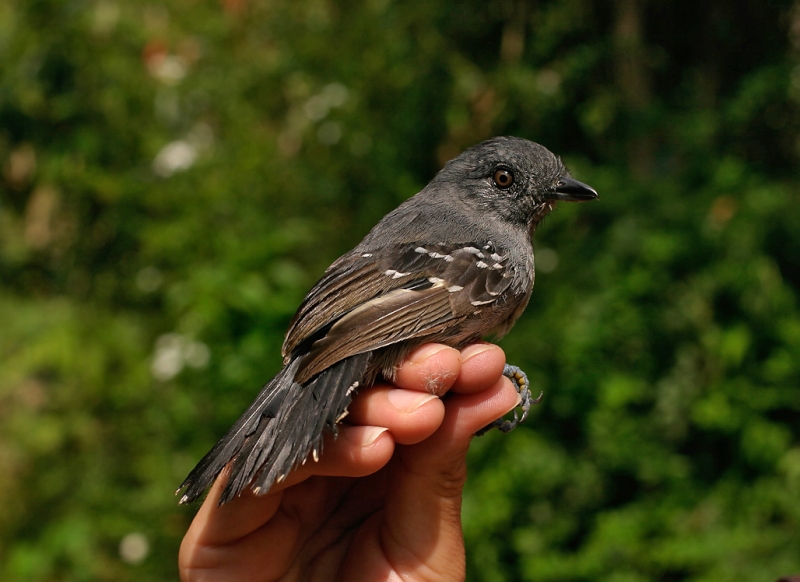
[476,363,542,436]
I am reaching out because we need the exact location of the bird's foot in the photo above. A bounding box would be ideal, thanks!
[476,364,542,436]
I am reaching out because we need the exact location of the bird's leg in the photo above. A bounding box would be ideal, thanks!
[476,364,542,435]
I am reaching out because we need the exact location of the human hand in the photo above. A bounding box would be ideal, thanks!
[179,342,520,582]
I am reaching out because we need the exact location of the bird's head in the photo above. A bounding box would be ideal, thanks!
[434,136,598,232]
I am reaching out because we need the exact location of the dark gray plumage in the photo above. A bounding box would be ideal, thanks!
[178,136,597,505]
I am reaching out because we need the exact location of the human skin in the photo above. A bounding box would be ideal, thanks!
[179,342,519,582]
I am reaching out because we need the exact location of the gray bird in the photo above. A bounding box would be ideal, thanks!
[178,136,597,505]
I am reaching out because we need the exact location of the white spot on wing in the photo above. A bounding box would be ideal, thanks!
[464,246,485,258]
[415,246,427,253]
[384,269,409,279]
[429,251,453,262]
[362,253,372,257]
[476,261,488,269]
[471,298,495,306]
[447,285,464,292]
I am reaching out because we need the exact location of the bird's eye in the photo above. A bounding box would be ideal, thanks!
[492,169,514,189]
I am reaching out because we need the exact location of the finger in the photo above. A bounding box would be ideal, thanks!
[180,424,397,581]
[277,425,395,485]
[187,426,393,546]
[181,475,356,582]
[451,343,507,394]
[392,344,462,396]
[344,343,459,445]
[424,375,521,448]
[180,474,295,581]
[345,386,444,445]
[181,470,284,547]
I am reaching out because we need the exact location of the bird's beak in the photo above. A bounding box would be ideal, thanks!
[547,176,599,202]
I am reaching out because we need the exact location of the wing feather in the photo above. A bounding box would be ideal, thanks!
[284,240,518,383]
[296,284,455,382]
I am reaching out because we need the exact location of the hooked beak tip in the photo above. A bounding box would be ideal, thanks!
[551,176,598,202]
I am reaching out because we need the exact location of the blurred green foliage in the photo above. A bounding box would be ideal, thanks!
[1,0,799,580]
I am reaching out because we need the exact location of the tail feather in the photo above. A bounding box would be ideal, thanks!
[178,352,371,505]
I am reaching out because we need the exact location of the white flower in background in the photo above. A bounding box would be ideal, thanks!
[321,82,349,107]
[151,333,210,381]
[119,532,149,564]
[303,82,349,122]
[147,54,188,86]
[303,94,330,121]
[152,123,214,178]
[152,140,196,177]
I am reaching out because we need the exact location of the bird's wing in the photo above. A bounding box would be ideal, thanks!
[283,241,517,383]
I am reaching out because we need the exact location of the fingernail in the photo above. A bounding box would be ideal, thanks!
[460,343,496,363]
[345,426,388,447]
[408,344,452,364]
[387,389,438,412]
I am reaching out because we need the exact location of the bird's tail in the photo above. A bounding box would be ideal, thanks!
[178,351,371,505]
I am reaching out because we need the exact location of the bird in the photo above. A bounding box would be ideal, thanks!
[178,136,598,505]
